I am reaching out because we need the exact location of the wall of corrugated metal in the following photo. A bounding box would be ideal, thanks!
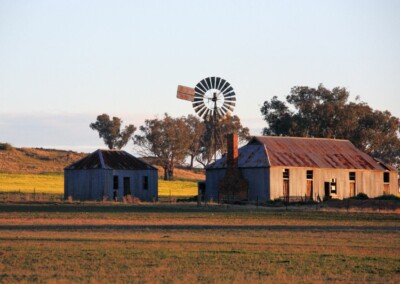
[269,167,398,199]
[205,168,271,202]
[205,169,225,202]
[241,168,270,202]
[64,169,106,201]
[64,169,158,202]
[112,170,157,201]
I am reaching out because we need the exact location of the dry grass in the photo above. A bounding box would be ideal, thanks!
[0,205,399,283]
[0,147,85,174]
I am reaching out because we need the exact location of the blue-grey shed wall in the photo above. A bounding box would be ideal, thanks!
[64,169,158,202]
[205,168,270,202]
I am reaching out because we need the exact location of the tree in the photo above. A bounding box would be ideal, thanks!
[196,114,250,167]
[184,115,205,169]
[261,84,400,166]
[90,114,136,150]
[134,113,191,180]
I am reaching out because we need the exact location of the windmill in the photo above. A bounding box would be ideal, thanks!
[177,76,236,161]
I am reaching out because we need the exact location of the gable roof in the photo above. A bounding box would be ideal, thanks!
[208,136,396,171]
[65,150,157,171]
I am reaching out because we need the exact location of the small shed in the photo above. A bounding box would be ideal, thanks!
[64,149,158,201]
[206,135,398,202]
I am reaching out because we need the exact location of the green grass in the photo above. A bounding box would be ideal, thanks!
[0,173,198,197]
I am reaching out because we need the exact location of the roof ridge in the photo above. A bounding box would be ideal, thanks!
[254,135,350,142]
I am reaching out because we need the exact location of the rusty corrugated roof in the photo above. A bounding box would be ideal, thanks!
[65,150,157,170]
[208,136,394,171]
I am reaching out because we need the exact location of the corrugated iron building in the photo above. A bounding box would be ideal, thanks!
[64,150,158,201]
[206,136,398,202]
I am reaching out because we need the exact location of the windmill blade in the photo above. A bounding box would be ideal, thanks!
[224,91,236,98]
[195,86,206,95]
[199,79,209,91]
[193,96,204,102]
[224,96,236,101]
[197,105,208,118]
[194,92,205,99]
[218,79,227,93]
[222,104,234,112]
[222,86,234,95]
[220,82,231,94]
[217,107,226,117]
[177,85,195,101]
[195,82,207,94]
[212,77,217,89]
[224,101,236,107]
[193,102,205,109]
[215,77,221,90]
[205,77,213,90]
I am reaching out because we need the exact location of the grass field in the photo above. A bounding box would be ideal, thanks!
[0,204,399,283]
[0,173,198,197]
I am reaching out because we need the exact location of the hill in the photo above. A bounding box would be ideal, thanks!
[0,147,205,180]
[0,147,86,174]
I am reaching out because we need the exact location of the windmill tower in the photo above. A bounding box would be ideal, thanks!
[177,76,236,161]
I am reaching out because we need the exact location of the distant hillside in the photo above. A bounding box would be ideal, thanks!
[0,147,86,174]
[0,147,205,180]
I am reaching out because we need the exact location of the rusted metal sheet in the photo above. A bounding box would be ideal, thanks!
[207,136,392,171]
[176,85,195,101]
[254,136,390,171]
[65,150,157,170]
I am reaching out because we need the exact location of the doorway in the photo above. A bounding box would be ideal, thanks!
[324,182,330,200]
[282,169,289,202]
[123,177,131,196]
[306,170,313,201]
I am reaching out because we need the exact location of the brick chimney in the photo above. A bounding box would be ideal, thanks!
[227,133,238,168]
[218,133,248,203]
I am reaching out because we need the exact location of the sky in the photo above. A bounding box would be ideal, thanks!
[1,0,399,153]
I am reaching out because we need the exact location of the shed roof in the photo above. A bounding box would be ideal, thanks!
[208,136,396,171]
[65,150,157,171]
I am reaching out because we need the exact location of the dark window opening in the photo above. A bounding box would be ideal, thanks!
[349,172,356,181]
[143,176,149,190]
[113,176,119,190]
[384,172,390,183]
[306,170,313,180]
[283,169,289,180]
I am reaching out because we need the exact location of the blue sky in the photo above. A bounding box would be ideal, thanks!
[1,0,399,152]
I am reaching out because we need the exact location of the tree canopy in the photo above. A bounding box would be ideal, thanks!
[134,114,191,180]
[261,84,400,167]
[90,114,136,150]
[133,113,250,178]
[195,114,250,167]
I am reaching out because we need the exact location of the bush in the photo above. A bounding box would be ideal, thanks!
[351,192,369,200]
[0,142,13,151]
[374,194,400,201]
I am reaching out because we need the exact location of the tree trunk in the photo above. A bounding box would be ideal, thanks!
[163,165,169,181]
[189,155,194,170]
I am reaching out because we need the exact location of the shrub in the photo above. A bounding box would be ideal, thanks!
[0,142,13,151]
[351,192,369,200]
[374,194,400,201]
